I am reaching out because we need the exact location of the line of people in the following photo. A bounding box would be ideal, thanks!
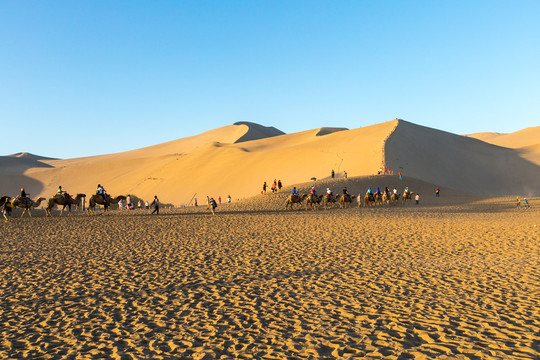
[262,179,283,194]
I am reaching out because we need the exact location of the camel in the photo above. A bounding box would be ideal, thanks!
[339,194,352,209]
[0,196,10,208]
[323,194,336,209]
[374,193,383,206]
[382,193,390,205]
[305,193,323,210]
[390,193,400,206]
[364,194,375,207]
[402,191,414,205]
[285,194,307,210]
[11,196,47,217]
[88,194,126,215]
[46,193,86,217]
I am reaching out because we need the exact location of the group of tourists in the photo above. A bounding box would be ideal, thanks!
[516,197,531,209]
[262,179,283,194]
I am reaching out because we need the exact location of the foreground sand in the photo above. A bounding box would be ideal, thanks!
[0,197,538,359]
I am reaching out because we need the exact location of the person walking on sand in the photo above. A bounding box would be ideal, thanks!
[151,196,160,215]
[331,169,335,179]
[344,171,347,179]
[516,197,521,208]
[415,194,420,205]
[524,198,530,209]
[436,188,440,197]
[206,196,210,209]
[2,199,13,222]
[262,181,267,194]
[145,200,149,209]
[194,198,198,207]
[209,197,218,215]
[227,195,231,203]
[218,196,221,204]
[278,180,282,191]
[138,200,142,210]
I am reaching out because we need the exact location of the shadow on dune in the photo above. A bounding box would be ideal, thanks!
[385,121,540,196]
[0,156,50,198]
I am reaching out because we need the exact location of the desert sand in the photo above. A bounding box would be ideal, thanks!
[0,179,538,359]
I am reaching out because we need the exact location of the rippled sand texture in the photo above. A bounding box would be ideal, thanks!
[0,200,538,359]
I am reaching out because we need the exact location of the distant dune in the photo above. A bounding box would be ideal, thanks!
[1,120,539,204]
[8,152,58,161]
[232,122,285,143]
[466,126,540,166]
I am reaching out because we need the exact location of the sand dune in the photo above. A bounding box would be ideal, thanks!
[467,126,540,166]
[1,120,539,206]
[4,121,396,205]
[386,121,540,196]
[467,126,540,150]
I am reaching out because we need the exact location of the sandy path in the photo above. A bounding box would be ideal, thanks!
[0,200,538,359]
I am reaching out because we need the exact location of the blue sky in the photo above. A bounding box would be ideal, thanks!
[1,1,539,158]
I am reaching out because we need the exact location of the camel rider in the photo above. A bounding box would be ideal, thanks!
[366,187,372,195]
[405,187,409,196]
[57,186,68,200]
[20,188,30,206]
[310,187,317,195]
[393,188,398,195]
[343,187,350,200]
[97,184,107,202]
[291,187,298,200]
[326,188,333,197]
[376,187,381,195]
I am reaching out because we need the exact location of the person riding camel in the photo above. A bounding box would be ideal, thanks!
[326,188,333,197]
[343,187,350,200]
[366,187,372,195]
[96,184,107,202]
[376,187,381,195]
[57,186,70,200]
[310,187,317,195]
[393,188,398,195]
[405,187,410,196]
[20,188,30,206]
[291,187,299,201]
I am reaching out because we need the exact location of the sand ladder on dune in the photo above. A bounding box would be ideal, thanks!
[187,193,197,207]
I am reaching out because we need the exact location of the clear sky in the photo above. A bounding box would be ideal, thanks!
[1,1,539,158]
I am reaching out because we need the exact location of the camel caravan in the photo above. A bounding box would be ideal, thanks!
[1,185,128,219]
[284,186,416,210]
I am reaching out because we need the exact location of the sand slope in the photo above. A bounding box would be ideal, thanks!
[2,120,539,205]
[385,121,540,196]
